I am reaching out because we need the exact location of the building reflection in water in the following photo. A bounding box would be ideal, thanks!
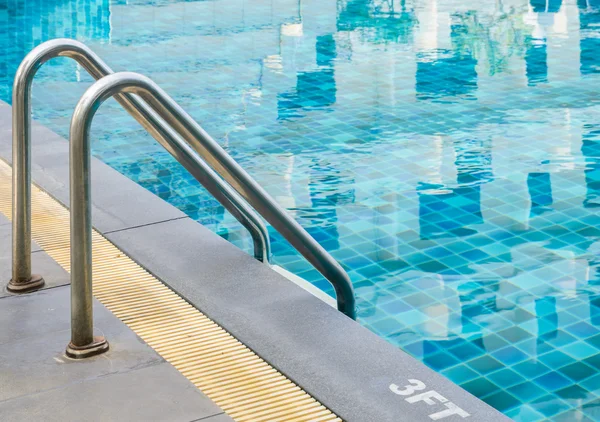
[530,0,563,13]
[535,296,558,354]
[305,159,355,251]
[278,34,337,120]
[418,138,492,240]
[0,0,111,99]
[579,0,600,75]
[581,124,600,208]
[527,172,553,215]
[525,37,548,86]
[416,16,477,101]
[336,0,417,44]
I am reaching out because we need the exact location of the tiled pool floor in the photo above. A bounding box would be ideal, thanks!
[4,0,600,419]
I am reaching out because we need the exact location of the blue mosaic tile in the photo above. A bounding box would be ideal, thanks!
[487,368,527,390]
[554,409,596,422]
[441,364,479,385]
[582,373,600,393]
[583,399,600,420]
[534,372,572,392]
[482,390,521,413]
[461,377,501,398]
[530,395,572,418]
[6,0,600,419]
[559,361,596,382]
[506,405,546,422]
[508,382,547,403]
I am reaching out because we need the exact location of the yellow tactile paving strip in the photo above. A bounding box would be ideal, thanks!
[0,159,341,422]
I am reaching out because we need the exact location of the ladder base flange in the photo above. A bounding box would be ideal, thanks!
[66,336,109,359]
[7,274,45,293]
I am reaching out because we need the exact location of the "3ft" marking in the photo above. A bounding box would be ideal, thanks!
[390,379,470,420]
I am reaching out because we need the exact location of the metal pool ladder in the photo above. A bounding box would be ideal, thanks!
[10,39,356,358]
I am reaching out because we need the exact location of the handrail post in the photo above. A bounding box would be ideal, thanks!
[8,48,45,293]
[69,72,356,321]
[9,39,271,297]
[65,105,108,359]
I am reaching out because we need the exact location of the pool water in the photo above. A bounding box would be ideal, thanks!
[4,0,600,419]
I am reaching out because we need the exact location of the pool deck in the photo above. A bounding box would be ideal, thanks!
[0,100,510,421]
[0,213,232,422]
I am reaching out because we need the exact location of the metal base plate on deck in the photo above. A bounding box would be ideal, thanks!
[7,274,45,293]
[66,336,109,359]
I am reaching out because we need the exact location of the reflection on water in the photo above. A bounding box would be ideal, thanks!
[337,0,417,44]
[419,138,492,241]
[416,20,478,101]
[5,0,600,419]
[278,34,337,119]
[582,124,600,208]
[527,172,553,215]
[525,36,548,86]
[0,0,110,99]
[580,0,600,75]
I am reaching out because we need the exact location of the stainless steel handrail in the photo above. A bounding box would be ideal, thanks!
[67,71,356,356]
[10,39,270,295]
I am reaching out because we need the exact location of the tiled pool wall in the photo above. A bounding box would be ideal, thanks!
[5,0,600,419]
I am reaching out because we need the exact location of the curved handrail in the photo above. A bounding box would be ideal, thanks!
[68,72,356,349]
[10,39,270,294]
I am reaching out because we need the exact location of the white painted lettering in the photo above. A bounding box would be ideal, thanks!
[389,379,427,396]
[406,390,448,405]
[389,380,470,419]
[429,402,470,420]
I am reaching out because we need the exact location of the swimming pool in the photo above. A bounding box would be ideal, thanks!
[4,0,600,419]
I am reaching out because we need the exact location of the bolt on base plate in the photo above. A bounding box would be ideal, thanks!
[66,336,109,359]
[7,274,45,293]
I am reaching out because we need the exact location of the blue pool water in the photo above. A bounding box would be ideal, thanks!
[5,0,600,419]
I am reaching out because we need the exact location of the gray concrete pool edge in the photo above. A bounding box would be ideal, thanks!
[0,212,231,422]
[0,101,510,422]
